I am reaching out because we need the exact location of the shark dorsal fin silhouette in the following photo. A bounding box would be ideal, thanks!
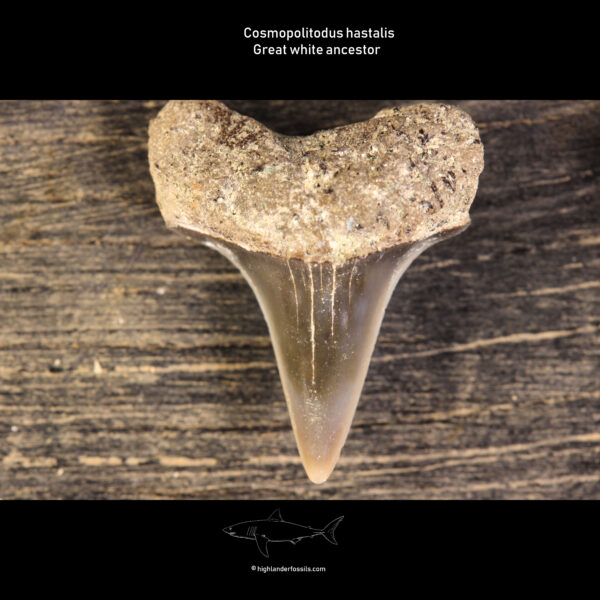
[268,509,283,521]
[255,533,270,558]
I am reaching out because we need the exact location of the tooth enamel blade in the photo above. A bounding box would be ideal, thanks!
[198,233,452,483]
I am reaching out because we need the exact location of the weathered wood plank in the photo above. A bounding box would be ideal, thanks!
[1,100,599,498]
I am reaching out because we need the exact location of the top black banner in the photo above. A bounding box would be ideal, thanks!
[2,10,594,99]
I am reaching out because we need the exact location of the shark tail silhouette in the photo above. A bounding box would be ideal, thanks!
[320,516,344,545]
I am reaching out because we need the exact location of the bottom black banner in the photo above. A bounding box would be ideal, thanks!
[2,500,595,585]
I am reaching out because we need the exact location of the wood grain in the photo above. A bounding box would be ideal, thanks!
[0,100,599,499]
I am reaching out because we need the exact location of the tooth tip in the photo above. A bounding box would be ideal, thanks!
[302,457,337,484]
[306,470,332,485]
[309,475,330,485]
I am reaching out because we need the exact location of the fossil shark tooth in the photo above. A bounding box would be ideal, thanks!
[148,100,484,484]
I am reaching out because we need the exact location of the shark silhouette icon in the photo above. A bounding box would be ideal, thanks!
[223,509,344,558]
